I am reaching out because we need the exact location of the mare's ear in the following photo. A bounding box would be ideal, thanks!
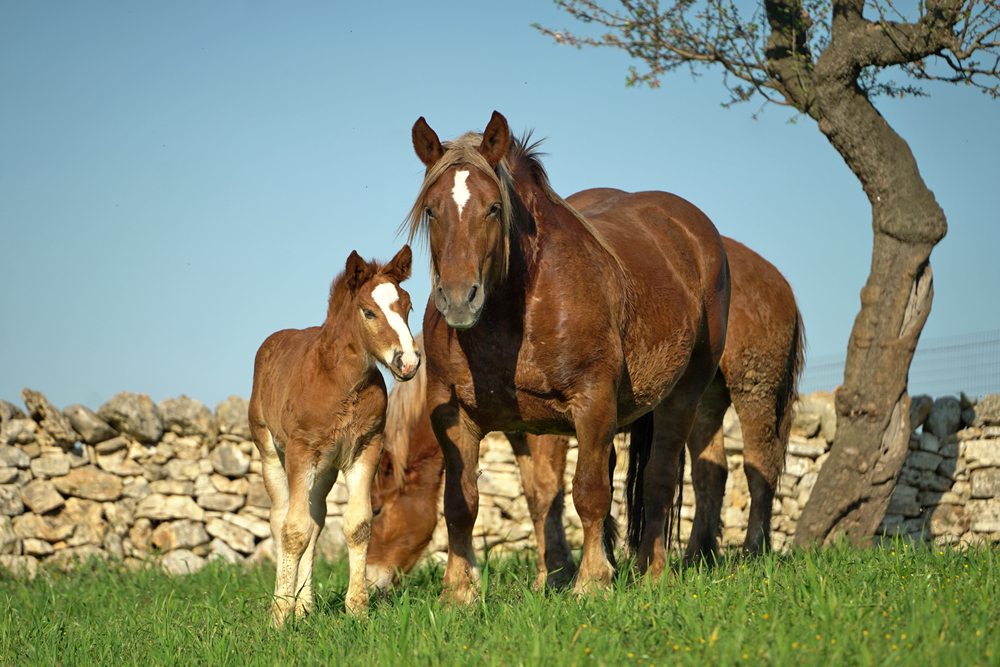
[345,250,375,297]
[385,244,413,283]
[412,117,444,168]
[478,111,509,169]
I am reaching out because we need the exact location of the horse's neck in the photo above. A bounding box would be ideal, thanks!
[317,296,371,380]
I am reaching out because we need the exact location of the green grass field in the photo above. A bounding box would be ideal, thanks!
[1,540,997,666]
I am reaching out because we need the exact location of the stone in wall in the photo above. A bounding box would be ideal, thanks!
[97,392,163,443]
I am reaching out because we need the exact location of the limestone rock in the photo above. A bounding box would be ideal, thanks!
[197,493,244,512]
[21,388,77,448]
[215,396,251,440]
[205,518,255,554]
[13,513,73,542]
[800,391,837,443]
[0,445,30,469]
[135,494,205,522]
[20,479,65,514]
[0,485,25,516]
[163,459,201,482]
[207,538,243,565]
[246,536,275,566]
[161,549,206,576]
[210,443,250,478]
[886,484,921,517]
[94,436,128,455]
[150,479,194,496]
[51,468,123,502]
[926,397,962,439]
[95,448,145,477]
[152,520,211,552]
[122,477,153,500]
[222,512,270,539]
[30,453,71,480]
[245,481,271,508]
[970,469,1000,499]
[0,515,16,554]
[973,394,1000,428]
[0,419,38,447]
[63,405,118,445]
[0,400,26,425]
[50,544,108,571]
[159,395,218,444]
[0,554,39,579]
[909,395,934,431]
[97,392,163,443]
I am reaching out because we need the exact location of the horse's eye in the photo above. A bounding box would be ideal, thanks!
[425,207,435,220]
[488,202,501,218]
[363,309,376,320]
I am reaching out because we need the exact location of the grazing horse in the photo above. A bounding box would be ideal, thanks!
[249,246,420,626]
[365,236,803,588]
[406,111,730,601]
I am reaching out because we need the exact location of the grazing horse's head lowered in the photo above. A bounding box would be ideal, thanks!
[405,111,515,329]
[344,245,421,381]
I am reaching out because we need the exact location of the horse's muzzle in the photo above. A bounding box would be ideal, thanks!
[435,282,484,329]
[391,349,421,381]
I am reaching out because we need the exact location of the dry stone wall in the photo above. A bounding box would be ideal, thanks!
[2,388,999,579]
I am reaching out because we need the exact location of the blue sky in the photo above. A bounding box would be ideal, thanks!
[1,1,997,412]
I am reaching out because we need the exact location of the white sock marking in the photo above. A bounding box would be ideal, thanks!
[372,282,416,357]
[452,170,470,218]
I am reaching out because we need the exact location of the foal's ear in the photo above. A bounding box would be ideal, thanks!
[478,111,510,169]
[345,250,375,297]
[412,117,444,168]
[385,244,413,283]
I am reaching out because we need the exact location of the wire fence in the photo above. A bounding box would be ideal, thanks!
[799,329,1000,400]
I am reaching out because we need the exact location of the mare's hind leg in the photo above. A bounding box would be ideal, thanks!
[341,436,383,614]
[733,392,784,556]
[685,375,731,565]
[508,432,576,591]
[432,400,484,605]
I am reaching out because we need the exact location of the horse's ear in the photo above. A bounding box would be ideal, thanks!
[345,250,374,297]
[478,111,509,168]
[412,117,444,168]
[385,244,413,283]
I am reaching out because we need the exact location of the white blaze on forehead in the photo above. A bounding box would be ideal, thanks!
[372,281,415,353]
[452,170,470,217]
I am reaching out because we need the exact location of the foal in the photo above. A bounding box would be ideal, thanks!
[249,245,420,627]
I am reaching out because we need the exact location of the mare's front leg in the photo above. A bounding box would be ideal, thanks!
[571,391,618,595]
[341,435,383,615]
[431,400,483,605]
[507,432,576,590]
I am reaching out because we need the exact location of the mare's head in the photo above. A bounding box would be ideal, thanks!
[341,245,420,381]
[405,111,515,329]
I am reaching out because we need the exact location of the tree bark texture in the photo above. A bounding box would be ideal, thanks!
[793,0,948,545]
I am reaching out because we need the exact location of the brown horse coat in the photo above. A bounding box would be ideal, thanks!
[249,246,419,625]
[407,112,730,600]
[366,234,802,589]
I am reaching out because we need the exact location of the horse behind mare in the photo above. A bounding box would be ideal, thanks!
[249,245,419,626]
[366,236,803,589]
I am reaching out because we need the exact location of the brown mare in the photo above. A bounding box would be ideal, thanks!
[406,111,730,601]
[248,245,420,626]
[366,236,803,589]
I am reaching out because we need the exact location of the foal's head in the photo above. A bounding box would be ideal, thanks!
[405,111,515,329]
[342,245,420,381]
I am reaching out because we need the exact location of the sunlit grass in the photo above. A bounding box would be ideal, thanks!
[1,539,997,666]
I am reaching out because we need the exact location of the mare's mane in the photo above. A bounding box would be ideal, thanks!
[382,334,427,487]
[402,131,626,280]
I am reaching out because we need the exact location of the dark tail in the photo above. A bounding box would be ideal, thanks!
[625,412,655,556]
[603,445,619,569]
[775,310,806,467]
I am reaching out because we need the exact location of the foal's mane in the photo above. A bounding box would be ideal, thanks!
[402,131,626,279]
[382,334,427,487]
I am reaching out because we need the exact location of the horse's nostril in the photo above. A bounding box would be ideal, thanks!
[468,284,478,304]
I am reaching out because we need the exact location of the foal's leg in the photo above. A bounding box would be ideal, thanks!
[272,438,320,627]
[571,394,618,595]
[254,429,294,627]
[508,432,576,591]
[293,464,337,615]
[685,375,730,565]
[341,437,383,615]
[432,401,484,605]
